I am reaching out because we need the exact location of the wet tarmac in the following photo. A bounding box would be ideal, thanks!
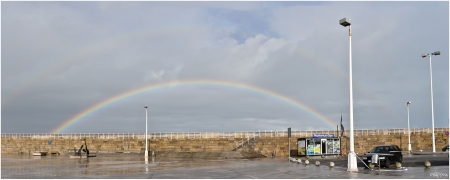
[1,153,449,179]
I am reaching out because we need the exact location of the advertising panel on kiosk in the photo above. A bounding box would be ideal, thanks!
[297,134,340,156]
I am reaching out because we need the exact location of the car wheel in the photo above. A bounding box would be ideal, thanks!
[384,158,391,168]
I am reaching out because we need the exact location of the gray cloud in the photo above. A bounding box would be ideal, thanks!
[2,2,448,134]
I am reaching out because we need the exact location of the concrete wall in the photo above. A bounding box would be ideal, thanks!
[2,129,448,157]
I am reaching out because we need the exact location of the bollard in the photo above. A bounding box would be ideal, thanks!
[315,161,320,166]
[395,162,402,168]
[424,161,431,168]
[321,154,325,159]
[329,162,334,167]
[304,160,309,165]
[368,163,375,169]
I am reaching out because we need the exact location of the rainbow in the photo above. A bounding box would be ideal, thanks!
[287,45,401,121]
[51,79,337,133]
[3,25,401,122]
[3,23,403,132]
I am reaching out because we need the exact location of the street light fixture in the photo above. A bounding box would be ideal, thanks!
[339,17,358,172]
[339,18,351,27]
[407,101,411,153]
[144,105,148,157]
[422,51,440,152]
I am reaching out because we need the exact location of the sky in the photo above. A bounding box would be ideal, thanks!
[1,1,449,134]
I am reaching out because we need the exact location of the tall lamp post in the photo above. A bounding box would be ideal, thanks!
[144,105,148,157]
[339,17,357,172]
[421,51,440,152]
[407,101,411,153]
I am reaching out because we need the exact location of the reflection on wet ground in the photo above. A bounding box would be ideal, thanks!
[1,154,448,179]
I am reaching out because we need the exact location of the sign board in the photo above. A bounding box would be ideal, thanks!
[446,131,449,136]
[312,134,334,138]
[314,146,321,154]
[48,140,52,145]
[288,127,291,138]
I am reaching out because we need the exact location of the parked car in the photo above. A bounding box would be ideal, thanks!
[362,145,403,168]
[442,145,449,152]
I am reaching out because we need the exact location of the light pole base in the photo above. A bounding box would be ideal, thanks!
[347,152,358,172]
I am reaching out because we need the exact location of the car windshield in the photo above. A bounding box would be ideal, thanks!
[369,146,390,153]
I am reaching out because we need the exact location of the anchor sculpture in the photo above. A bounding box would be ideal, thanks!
[70,138,95,158]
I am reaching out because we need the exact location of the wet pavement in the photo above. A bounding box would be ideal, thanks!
[1,153,448,179]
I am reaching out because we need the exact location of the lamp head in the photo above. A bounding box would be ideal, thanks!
[407,101,411,105]
[339,18,351,27]
[144,105,148,109]
[421,54,428,58]
[432,51,440,56]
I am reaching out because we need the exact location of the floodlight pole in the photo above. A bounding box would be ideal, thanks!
[407,101,411,153]
[429,54,435,153]
[422,51,439,153]
[340,17,357,172]
[145,105,148,157]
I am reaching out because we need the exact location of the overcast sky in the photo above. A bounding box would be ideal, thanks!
[2,1,449,134]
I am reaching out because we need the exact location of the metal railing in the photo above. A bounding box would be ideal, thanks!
[1,127,448,140]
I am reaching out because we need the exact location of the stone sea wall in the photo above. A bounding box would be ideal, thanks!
[245,131,449,157]
[2,128,448,157]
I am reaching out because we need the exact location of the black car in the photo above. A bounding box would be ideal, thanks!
[362,145,403,168]
[442,145,449,152]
